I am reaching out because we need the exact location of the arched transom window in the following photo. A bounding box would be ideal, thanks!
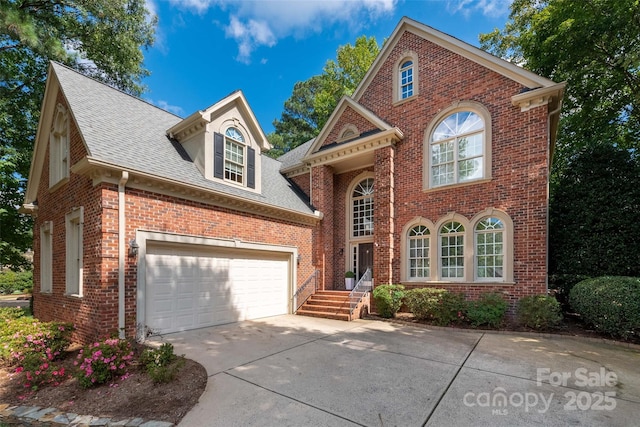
[352,178,374,237]
[224,127,245,184]
[399,60,414,99]
[408,225,430,278]
[440,221,465,279]
[475,217,504,280]
[430,111,484,186]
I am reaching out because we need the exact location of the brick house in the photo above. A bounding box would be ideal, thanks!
[22,17,564,343]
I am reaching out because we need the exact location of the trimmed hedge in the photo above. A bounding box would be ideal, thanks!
[569,276,640,339]
[0,270,33,294]
[517,295,562,330]
[372,284,405,318]
[465,292,508,328]
[403,288,447,320]
[432,292,467,326]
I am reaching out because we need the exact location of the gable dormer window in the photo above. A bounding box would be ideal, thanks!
[224,127,245,184]
[214,127,256,189]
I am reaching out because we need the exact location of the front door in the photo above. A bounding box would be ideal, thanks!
[357,242,373,280]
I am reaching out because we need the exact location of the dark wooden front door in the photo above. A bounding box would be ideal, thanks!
[357,243,373,280]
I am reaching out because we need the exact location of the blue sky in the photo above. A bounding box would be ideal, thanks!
[142,0,513,134]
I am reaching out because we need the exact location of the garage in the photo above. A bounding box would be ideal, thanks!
[143,242,291,334]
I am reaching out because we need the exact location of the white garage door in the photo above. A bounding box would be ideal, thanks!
[145,243,290,334]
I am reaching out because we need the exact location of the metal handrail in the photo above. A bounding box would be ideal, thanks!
[348,267,373,317]
[294,270,320,312]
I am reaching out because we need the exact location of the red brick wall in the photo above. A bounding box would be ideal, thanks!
[321,107,381,147]
[33,95,316,344]
[313,31,550,306]
[289,173,311,196]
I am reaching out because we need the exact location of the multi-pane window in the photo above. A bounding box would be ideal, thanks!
[224,127,244,184]
[408,225,430,278]
[475,217,504,280]
[431,111,484,187]
[49,105,69,187]
[440,221,465,279]
[352,178,374,237]
[40,221,53,293]
[66,207,83,296]
[399,60,414,99]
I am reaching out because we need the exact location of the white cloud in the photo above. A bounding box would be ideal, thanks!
[149,99,185,116]
[447,0,513,19]
[169,0,397,63]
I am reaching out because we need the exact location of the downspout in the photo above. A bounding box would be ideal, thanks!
[118,171,129,339]
[546,99,563,293]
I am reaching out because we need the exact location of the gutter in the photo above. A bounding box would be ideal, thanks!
[118,171,129,339]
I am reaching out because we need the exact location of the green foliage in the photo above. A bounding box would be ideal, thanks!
[516,295,563,330]
[0,308,73,364]
[465,293,509,328]
[75,338,135,388]
[403,288,447,320]
[345,271,355,278]
[431,292,467,326]
[0,0,157,268]
[139,342,185,384]
[569,277,640,339]
[268,35,379,156]
[372,284,405,318]
[549,144,640,279]
[0,269,33,294]
[480,0,640,164]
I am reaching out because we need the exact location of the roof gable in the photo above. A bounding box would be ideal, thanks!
[353,16,557,102]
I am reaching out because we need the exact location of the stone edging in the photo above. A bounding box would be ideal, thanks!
[0,404,174,426]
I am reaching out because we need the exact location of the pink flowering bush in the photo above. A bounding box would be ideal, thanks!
[0,307,74,390]
[75,338,135,388]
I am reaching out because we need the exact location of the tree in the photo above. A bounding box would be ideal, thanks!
[549,143,640,287]
[479,0,640,172]
[268,35,379,157]
[0,0,156,269]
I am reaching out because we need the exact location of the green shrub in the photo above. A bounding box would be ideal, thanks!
[75,338,135,388]
[466,292,508,328]
[403,288,447,320]
[0,270,33,294]
[432,292,467,326]
[140,342,185,383]
[517,295,563,330]
[372,284,405,318]
[569,276,640,339]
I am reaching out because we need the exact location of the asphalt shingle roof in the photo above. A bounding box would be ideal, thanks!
[52,62,314,215]
[277,139,314,170]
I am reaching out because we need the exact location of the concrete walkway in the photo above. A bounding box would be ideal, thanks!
[156,315,640,427]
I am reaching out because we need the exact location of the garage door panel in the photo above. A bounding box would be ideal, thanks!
[145,244,290,334]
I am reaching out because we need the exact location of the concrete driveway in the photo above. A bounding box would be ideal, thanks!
[156,315,640,426]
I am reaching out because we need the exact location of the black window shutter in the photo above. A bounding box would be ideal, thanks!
[247,147,256,189]
[214,132,224,179]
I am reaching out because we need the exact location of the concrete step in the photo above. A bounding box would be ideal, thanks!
[295,309,350,321]
[300,304,351,314]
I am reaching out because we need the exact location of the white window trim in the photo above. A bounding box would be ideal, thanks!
[49,104,70,189]
[347,173,375,241]
[436,213,470,282]
[471,208,514,283]
[393,51,419,104]
[224,127,246,186]
[40,221,53,293]
[65,207,84,297]
[423,101,492,191]
[400,217,435,282]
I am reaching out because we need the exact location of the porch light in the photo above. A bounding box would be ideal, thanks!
[297,254,302,264]
[128,239,139,257]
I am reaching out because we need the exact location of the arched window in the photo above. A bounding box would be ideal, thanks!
[439,221,465,280]
[399,60,414,99]
[475,217,504,280]
[429,109,486,187]
[49,104,69,187]
[408,225,430,278]
[352,178,374,237]
[224,127,245,184]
